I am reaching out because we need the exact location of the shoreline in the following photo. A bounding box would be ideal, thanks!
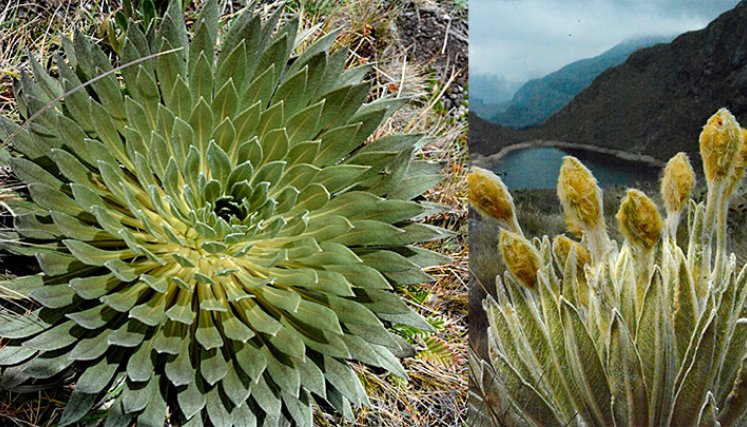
[470,140,667,169]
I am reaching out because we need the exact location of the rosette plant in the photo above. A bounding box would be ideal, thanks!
[468,109,747,426]
[0,1,448,426]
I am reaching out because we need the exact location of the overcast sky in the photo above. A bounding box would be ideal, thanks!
[470,0,741,83]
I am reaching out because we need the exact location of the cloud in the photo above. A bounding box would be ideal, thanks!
[470,0,740,82]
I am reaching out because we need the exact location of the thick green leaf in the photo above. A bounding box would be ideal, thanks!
[231,401,258,427]
[268,327,306,361]
[136,374,168,427]
[636,269,676,426]
[221,357,253,408]
[219,311,255,343]
[165,288,195,325]
[239,300,282,335]
[24,350,74,379]
[0,345,36,366]
[23,320,78,351]
[200,347,228,386]
[29,183,83,216]
[343,335,406,378]
[101,282,148,312]
[10,157,64,188]
[70,274,119,300]
[313,164,369,194]
[58,389,99,426]
[205,384,232,427]
[670,309,717,426]
[129,291,167,327]
[292,299,342,335]
[76,354,119,393]
[286,101,323,144]
[265,350,301,397]
[30,283,77,309]
[318,82,368,127]
[1,274,43,298]
[608,311,648,426]
[122,379,154,413]
[488,350,564,427]
[64,240,133,267]
[165,338,193,387]
[272,66,307,116]
[323,355,368,406]
[127,338,156,382]
[52,211,105,241]
[296,356,326,398]
[195,310,223,350]
[560,298,613,425]
[283,391,312,427]
[252,375,282,419]
[233,341,267,382]
[67,304,117,330]
[70,331,111,361]
[108,320,148,347]
[103,393,132,427]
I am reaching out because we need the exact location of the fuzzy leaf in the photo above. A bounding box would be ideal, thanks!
[23,321,78,351]
[670,309,718,426]
[58,389,98,426]
[76,355,119,393]
[608,311,649,426]
[560,298,613,425]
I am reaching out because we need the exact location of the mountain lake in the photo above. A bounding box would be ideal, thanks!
[491,146,662,190]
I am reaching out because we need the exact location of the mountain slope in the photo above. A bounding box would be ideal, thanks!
[470,74,522,105]
[535,1,747,161]
[470,97,509,120]
[492,35,672,128]
[469,112,520,156]
[470,74,522,119]
[473,1,747,162]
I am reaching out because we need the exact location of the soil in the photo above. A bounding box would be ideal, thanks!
[397,1,467,115]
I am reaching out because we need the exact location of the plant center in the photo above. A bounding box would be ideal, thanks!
[213,195,246,221]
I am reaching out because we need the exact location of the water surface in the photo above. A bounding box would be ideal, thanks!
[492,146,660,189]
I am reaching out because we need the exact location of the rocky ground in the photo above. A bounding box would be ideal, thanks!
[398,1,467,115]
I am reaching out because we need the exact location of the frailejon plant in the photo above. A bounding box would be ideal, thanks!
[468,108,747,426]
[0,1,449,425]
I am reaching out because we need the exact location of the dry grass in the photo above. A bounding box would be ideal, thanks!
[0,1,123,115]
[0,0,468,425]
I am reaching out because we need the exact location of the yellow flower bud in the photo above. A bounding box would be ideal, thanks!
[468,167,516,225]
[616,189,663,250]
[552,235,591,306]
[700,108,742,184]
[740,127,747,167]
[660,152,695,215]
[552,235,591,271]
[499,230,540,289]
[557,156,603,230]
[726,128,747,194]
